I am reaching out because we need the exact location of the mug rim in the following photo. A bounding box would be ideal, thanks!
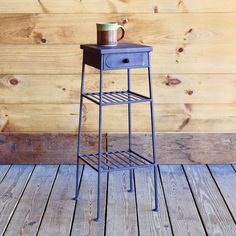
[96,22,118,25]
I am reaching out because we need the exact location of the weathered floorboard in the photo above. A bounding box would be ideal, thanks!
[208,165,236,221]
[184,165,236,235]
[37,165,77,236]
[134,168,172,236]
[0,164,236,235]
[159,165,206,236]
[0,165,35,235]
[71,166,107,236]
[4,165,58,236]
[0,165,11,182]
[106,171,138,236]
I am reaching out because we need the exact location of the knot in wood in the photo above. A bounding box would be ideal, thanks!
[41,38,47,43]
[9,78,19,85]
[122,19,129,25]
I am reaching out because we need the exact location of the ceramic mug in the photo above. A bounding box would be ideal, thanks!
[97,22,125,46]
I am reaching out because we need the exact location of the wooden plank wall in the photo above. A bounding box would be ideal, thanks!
[0,1,236,163]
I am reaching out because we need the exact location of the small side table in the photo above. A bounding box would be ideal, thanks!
[74,43,158,221]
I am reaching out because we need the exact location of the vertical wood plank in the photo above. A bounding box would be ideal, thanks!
[37,165,77,236]
[134,168,172,236]
[0,165,11,182]
[106,171,138,236]
[208,165,236,221]
[184,165,236,235]
[4,165,58,236]
[71,166,107,236]
[159,165,206,236]
[0,165,35,235]
[232,165,236,171]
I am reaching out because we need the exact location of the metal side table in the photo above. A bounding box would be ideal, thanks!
[74,43,158,222]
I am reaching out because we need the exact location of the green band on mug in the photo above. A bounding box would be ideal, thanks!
[96,22,118,31]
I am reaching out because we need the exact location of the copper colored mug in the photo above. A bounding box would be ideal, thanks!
[97,22,125,46]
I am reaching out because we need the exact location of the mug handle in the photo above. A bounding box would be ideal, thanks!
[117,25,125,41]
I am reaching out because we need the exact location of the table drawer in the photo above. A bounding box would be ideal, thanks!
[104,52,148,70]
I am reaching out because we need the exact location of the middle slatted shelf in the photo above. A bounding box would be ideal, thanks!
[82,90,151,106]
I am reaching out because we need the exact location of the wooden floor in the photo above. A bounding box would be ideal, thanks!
[0,164,236,236]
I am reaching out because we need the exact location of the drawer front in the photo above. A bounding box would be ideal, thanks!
[104,52,148,70]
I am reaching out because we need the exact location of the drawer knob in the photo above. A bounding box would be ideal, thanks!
[123,58,130,64]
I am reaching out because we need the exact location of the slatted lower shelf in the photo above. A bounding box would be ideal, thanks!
[78,150,155,172]
[83,90,151,106]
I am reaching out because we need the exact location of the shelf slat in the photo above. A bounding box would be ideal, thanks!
[83,90,151,106]
[79,150,154,172]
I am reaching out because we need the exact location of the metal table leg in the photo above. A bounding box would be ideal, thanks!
[147,53,159,212]
[127,68,134,192]
[96,57,104,222]
[74,56,85,201]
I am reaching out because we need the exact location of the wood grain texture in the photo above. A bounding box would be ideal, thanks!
[0,0,236,13]
[108,133,236,164]
[0,0,158,13]
[0,165,11,182]
[184,165,236,235]
[0,104,79,132]
[106,171,138,236]
[4,165,58,236]
[1,164,236,235]
[2,132,236,164]
[1,132,236,164]
[134,168,172,236]
[0,45,81,74]
[2,103,236,132]
[0,165,34,235]
[0,74,80,104]
[1,74,236,104]
[105,74,236,104]
[0,133,106,164]
[159,165,206,236]
[208,165,236,221]
[37,165,76,236]
[0,14,236,45]
[2,44,236,74]
[71,166,107,236]
[0,112,8,132]
[154,43,236,74]
[0,0,236,156]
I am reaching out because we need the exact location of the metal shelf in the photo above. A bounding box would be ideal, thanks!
[83,90,151,106]
[78,150,155,173]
